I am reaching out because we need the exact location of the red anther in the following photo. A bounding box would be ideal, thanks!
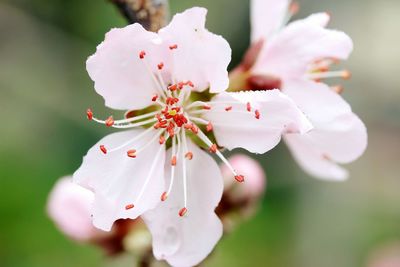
[127,149,137,158]
[125,204,135,210]
[209,144,217,153]
[161,192,168,201]
[342,70,351,80]
[289,1,300,15]
[166,97,179,105]
[255,109,260,119]
[139,50,146,59]
[225,106,233,111]
[184,123,193,130]
[331,85,344,94]
[152,94,159,102]
[100,145,107,154]
[86,108,93,120]
[190,124,199,134]
[179,207,187,217]
[185,152,193,160]
[203,105,211,110]
[206,122,213,132]
[246,102,252,112]
[187,81,194,87]
[178,82,184,89]
[235,175,245,183]
[169,44,178,50]
[105,116,114,127]
[159,135,166,145]
[157,62,164,70]
[171,155,177,166]
[168,84,178,91]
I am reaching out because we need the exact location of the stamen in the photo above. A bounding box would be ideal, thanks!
[209,144,218,153]
[107,127,154,153]
[168,84,178,91]
[166,135,181,197]
[169,44,178,50]
[127,149,137,158]
[331,85,344,94]
[308,70,351,80]
[100,145,107,154]
[246,102,252,112]
[225,106,233,112]
[157,62,164,70]
[86,108,93,120]
[255,109,261,119]
[171,155,177,166]
[181,130,189,211]
[235,175,245,183]
[194,126,245,183]
[289,1,300,15]
[185,152,193,160]
[206,122,213,132]
[161,191,168,201]
[111,118,157,129]
[139,50,146,59]
[159,135,166,145]
[105,116,114,127]
[178,207,187,217]
[152,94,159,102]
[125,204,135,210]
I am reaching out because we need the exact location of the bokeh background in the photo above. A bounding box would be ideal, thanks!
[1,0,399,266]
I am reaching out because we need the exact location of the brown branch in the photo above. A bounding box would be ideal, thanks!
[109,0,169,32]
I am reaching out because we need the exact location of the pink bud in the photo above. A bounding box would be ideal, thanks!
[220,154,266,202]
[47,177,107,242]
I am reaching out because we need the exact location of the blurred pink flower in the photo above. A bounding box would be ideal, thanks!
[246,0,367,181]
[74,6,312,266]
[47,176,106,242]
[366,243,400,267]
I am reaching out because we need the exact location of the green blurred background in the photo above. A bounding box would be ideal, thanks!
[1,0,399,266]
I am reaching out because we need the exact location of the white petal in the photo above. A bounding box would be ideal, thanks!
[285,134,349,181]
[203,90,313,154]
[158,7,231,93]
[252,17,353,79]
[87,24,166,110]
[142,140,223,267]
[282,79,351,124]
[73,129,166,231]
[251,0,290,42]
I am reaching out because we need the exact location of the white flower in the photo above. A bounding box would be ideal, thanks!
[73,7,311,266]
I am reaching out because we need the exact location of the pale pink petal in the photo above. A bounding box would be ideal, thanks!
[142,140,223,267]
[47,177,106,241]
[158,7,231,93]
[251,0,290,42]
[73,129,166,231]
[252,18,353,79]
[202,90,312,154]
[282,79,351,124]
[284,134,349,180]
[87,24,166,110]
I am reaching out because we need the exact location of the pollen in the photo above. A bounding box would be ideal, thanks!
[127,149,137,158]
[246,102,252,112]
[179,207,187,217]
[168,84,178,91]
[161,192,168,201]
[100,145,107,154]
[157,62,164,70]
[169,110,177,116]
[125,204,135,210]
[255,110,261,119]
[235,175,245,183]
[152,94,159,102]
[86,108,93,120]
[105,116,114,127]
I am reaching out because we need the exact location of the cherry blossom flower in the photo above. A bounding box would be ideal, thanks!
[243,0,368,180]
[73,7,312,266]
